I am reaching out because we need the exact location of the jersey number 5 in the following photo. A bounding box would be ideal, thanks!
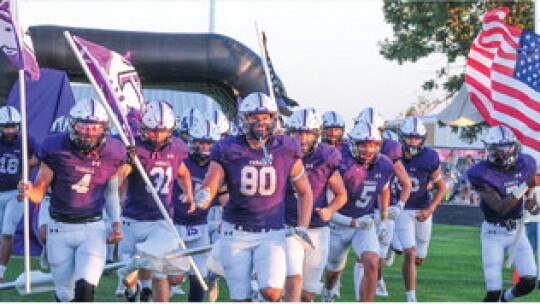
[240,166,276,196]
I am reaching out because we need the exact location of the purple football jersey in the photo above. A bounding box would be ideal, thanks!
[0,135,37,191]
[123,137,188,221]
[337,154,394,218]
[211,134,301,230]
[284,142,341,227]
[468,153,536,222]
[381,139,402,163]
[173,155,217,225]
[391,147,440,210]
[38,133,126,221]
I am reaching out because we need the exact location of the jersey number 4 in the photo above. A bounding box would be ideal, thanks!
[240,166,276,196]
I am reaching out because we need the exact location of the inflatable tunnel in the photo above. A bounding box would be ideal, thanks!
[0,25,297,116]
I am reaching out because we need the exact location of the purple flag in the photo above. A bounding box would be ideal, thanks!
[0,0,39,81]
[71,35,145,144]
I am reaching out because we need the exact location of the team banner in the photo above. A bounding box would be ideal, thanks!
[70,35,145,144]
[466,7,540,151]
[0,0,39,81]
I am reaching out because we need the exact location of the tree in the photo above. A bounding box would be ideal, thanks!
[380,1,534,140]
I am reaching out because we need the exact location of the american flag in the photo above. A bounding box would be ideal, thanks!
[466,7,540,152]
[0,0,39,81]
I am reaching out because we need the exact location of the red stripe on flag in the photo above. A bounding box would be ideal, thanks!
[492,81,540,113]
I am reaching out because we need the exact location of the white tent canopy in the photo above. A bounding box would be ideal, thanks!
[437,85,484,127]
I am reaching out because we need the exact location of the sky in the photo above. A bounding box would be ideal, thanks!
[21,0,450,127]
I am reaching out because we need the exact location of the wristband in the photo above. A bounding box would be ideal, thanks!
[512,183,529,200]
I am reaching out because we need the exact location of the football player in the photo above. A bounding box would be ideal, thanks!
[0,106,39,281]
[468,125,538,302]
[117,100,194,302]
[323,122,394,302]
[283,108,347,301]
[354,107,412,296]
[393,117,446,302]
[19,99,125,301]
[194,92,313,302]
[321,111,347,153]
[171,119,227,302]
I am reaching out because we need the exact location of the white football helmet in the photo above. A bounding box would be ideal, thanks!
[0,106,21,143]
[322,111,346,129]
[178,108,204,133]
[354,107,384,130]
[483,125,520,168]
[0,106,21,125]
[141,100,176,150]
[382,129,399,141]
[286,108,322,133]
[210,109,230,137]
[349,122,382,165]
[68,99,109,152]
[189,119,220,165]
[189,119,221,143]
[238,92,278,139]
[286,108,323,154]
[399,117,427,157]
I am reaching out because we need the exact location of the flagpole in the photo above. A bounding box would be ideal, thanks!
[18,68,31,294]
[254,22,275,101]
[12,0,31,293]
[62,31,208,291]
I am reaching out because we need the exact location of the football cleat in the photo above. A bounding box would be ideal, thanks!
[124,283,140,302]
[375,278,389,297]
[383,249,396,267]
[140,287,153,302]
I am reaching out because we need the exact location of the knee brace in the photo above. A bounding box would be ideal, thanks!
[188,275,204,302]
[483,290,501,302]
[513,277,537,297]
[73,279,95,302]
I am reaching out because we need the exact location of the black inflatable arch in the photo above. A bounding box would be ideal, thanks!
[0,25,296,116]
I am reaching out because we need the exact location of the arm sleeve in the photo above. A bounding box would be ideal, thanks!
[104,176,121,223]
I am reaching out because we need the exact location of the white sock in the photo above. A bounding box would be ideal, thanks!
[0,264,6,277]
[106,244,115,261]
[140,279,151,289]
[504,288,515,301]
[353,262,364,301]
[406,290,417,302]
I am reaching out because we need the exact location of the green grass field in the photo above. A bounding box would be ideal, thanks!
[2,224,540,302]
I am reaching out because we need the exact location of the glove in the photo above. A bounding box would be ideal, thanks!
[194,187,211,209]
[388,201,405,220]
[377,219,390,243]
[353,215,374,230]
[288,226,315,250]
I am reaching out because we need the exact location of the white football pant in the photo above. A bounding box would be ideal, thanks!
[176,223,210,276]
[481,221,536,291]
[395,209,432,258]
[0,190,22,236]
[326,223,380,272]
[47,220,106,301]
[220,221,287,300]
[285,226,329,294]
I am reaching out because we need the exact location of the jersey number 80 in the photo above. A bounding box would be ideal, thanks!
[240,166,276,196]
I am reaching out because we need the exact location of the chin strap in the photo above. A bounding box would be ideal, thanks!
[259,137,273,165]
